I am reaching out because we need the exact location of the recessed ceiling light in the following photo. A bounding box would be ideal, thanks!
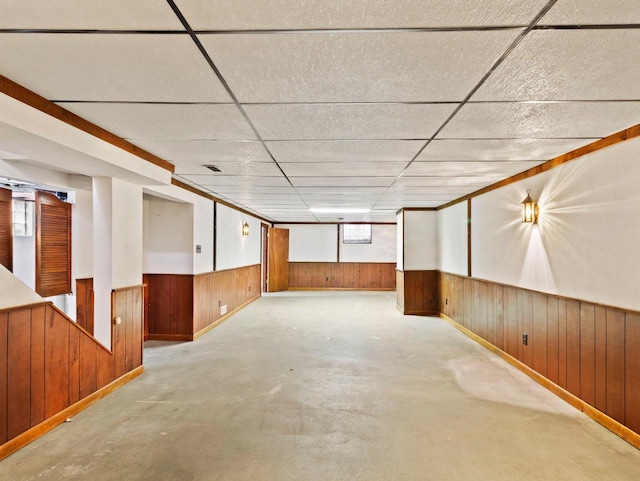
[310,207,370,214]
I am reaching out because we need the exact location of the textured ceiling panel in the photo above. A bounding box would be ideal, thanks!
[296,186,388,195]
[203,186,298,195]
[384,185,479,195]
[177,0,547,29]
[244,104,457,140]
[200,31,521,102]
[417,138,595,161]
[56,103,256,141]
[266,140,424,163]
[172,162,283,177]
[184,176,291,187]
[405,160,543,177]
[133,140,270,164]
[0,34,231,102]
[292,177,395,187]
[540,0,640,25]
[0,0,182,29]
[395,176,499,187]
[441,102,640,139]
[474,30,640,101]
[281,162,406,177]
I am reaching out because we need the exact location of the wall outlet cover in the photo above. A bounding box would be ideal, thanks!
[220,304,227,315]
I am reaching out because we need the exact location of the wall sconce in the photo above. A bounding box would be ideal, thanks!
[242,221,250,236]
[521,189,539,224]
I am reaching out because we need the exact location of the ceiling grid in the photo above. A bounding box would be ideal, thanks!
[0,0,639,222]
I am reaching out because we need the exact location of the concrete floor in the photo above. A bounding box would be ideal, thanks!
[1,291,640,480]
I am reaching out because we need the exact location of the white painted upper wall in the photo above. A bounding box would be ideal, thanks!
[281,224,337,262]
[72,189,93,280]
[403,210,438,270]
[216,204,261,270]
[193,196,214,274]
[111,178,143,288]
[437,201,467,276]
[143,195,193,274]
[472,137,640,311]
[340,224,396,262]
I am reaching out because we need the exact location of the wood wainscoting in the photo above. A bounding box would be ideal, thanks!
[288,262,396,290]
[76,278,94,335]
[144,264,261,341]
[0,285,144,459]
[396,270,439,315]
[439,272,640,444]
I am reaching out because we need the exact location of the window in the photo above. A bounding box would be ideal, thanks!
[343,224,372,244]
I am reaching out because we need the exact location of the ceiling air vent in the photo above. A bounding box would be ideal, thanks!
[203,165,222,173]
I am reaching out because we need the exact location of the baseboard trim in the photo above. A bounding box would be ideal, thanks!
[288,287,395,291]
[0,365,144,461]
[193,295,261,341]
[404,310,439,316]
[146,333,193,342]
[438,313,640,450]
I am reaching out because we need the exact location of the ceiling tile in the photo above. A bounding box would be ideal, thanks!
[134,140,270,164]
[56,103,256,141]
[281,162,406,177]
[404,160,542,177]
[266,140,424,163]
[0,1,182,29]
[540,0,640,25]
[296,186,388,195]
[183,175,291,187]
[474,30,640,101]
[177,0,547,29]
[417,138,596,161]
[244,104,457,140]
[395,176,499,187]
[440,102,640,139]
[291,177,395,187]
[0,34,231,102]
[200,31,521,102]
[204,186,299,195]
[174,162,282,177]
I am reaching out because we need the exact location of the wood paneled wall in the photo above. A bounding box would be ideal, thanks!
[289,262,396,290]
[0,187,12,272]
[144,274,193,341]
[76,278,94,335]
[193,265,261,336]
[439,272,640,435]
[145,265,261,341]
[0,285,143,453]
[396,270,439,315]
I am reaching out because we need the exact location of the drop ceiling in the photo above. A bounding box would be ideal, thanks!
[0,0,639,222]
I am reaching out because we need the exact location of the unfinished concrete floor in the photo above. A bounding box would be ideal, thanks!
[2,291,640,480]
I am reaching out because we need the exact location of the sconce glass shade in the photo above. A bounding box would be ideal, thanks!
[242,221,250,236]
[521,190,539,223]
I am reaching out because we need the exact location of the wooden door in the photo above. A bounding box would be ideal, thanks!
[267,227,289,292]
[0,187,12,271]
[36,191,72,297]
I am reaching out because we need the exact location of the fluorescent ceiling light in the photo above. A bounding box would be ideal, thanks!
[310,207,370,214]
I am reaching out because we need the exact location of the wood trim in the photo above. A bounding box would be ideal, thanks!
[0,365,144,462]
[0,301,52,315]
[0,187,12,272]
[146,334,193,342]
[172,178,273,224]
[193,295,260,341]
[438,123,640,211]
[0,75,174,173]
[288,287,395,291]
[399,207,438,212]
[438,313,640,450]
[194,263,261,276]
[112,284,146,293]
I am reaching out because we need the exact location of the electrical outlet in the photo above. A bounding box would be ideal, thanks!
[195,244,201,253]
[522,333,528,346]
[220,304,227,315]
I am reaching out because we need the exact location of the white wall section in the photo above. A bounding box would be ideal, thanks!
[403,210,438,270]
[216,203,261,270]
[281,224,337,262]
[437,201,467,276]
[471,137,640,311]
[340,224,396,262]
[396,212,403,269]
